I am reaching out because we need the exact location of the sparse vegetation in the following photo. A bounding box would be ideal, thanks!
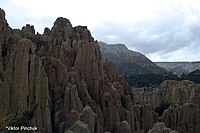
[125,69,200,88]
[0,105,38,132]
[181,69,200,84]
[124,73,179,88]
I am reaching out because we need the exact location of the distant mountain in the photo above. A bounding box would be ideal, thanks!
[156,62,200,75]
[99,41,167,75]
[181,69,200,84]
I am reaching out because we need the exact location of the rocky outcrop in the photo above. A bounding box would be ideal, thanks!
[133,104,157,133]
[117,121,131,133]
[161,103,200,133]
[148,122,177,133]
[135,79,200,133]
[0,8,157,133]
[0,8,51,132]
[136,80,200,109]
[68,120,91,133]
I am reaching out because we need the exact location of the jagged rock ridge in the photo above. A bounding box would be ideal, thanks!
[0,8,200,133]
[134,80,200,133]
[0,8,156,133]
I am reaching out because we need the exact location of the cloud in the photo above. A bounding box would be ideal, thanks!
[91,1,200,61]
[1,0,200,61]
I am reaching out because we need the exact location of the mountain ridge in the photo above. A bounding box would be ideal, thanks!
[156,61,200,75]
[99,41,167,75]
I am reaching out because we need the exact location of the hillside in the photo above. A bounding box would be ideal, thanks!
[156,62,200,75]
[99,41,167,75]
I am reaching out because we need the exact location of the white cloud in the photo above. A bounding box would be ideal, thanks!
[1,0,200,61]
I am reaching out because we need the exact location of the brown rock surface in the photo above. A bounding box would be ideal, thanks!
[80,106,97,133]
[117,121,131,133]
[148,122,177,133]
[1,8,199,133]
[0,9,52,132]
[64,110,80,131]
[133,104,156,132]
[135,80,200,133]
[161,103,200,133]
[68,120,91,133]
[136,80,200,109]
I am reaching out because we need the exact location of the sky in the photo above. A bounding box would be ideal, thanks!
[1,0,200,62]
